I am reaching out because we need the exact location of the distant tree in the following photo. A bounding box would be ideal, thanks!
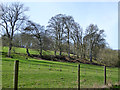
[84,24,106,62]
[20,33,34,56]
[85,24,98,62]
[63,15,75,57]
[0,2,28,57]
[92,30,106,60]
[1,34,9,46]
[13,34,22,47]
[42,33,53,51]
[83,36,88,59]
[24,20,45,57]
[71,22,83,58]
[71,31,76,56]
[47,14,66,56]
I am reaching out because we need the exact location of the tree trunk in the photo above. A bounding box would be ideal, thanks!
[80,43,83,59]
[54,50,56,56]
[90,51,92,62]
[77,53,79,58]
[73,42,75,56]
[68,39,70,58]
[80,45,83,59]
[40,45,42,57]
[89,41,92,62]
[8,41,12,57]
[83,53,85,58]
[68,44,70,58]
[26,47,30,56]
[81,54,82,59]
[59,51,62,56]
[83,45,86,58]
[67,29,70,58]
[77,43,79,58]
[59,47,62,56]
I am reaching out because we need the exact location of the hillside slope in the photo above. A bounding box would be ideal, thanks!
[1,46,119,88]
[2,46,105,66]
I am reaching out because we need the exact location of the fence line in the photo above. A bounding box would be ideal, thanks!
[2,60,117,88]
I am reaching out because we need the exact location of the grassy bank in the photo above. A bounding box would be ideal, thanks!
[1,47,118,88]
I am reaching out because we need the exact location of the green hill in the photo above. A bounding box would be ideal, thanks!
[1,46,119,88]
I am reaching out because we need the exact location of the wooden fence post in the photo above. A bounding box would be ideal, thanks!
[78,64,80,90]
[104,66,106,85]
[14,60,19,90]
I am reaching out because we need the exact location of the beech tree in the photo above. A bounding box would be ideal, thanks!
[0,2,28,57]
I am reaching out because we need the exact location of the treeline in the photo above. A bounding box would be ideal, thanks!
[0,2,119,66]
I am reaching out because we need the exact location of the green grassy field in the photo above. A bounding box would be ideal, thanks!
[1,47,119,88]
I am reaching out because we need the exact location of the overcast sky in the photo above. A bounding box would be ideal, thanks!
[5,1,118,50]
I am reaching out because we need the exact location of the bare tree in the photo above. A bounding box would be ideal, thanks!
[47,14,66,56]
[63,15,75,57]
[0,2,28,57]
[24,20,45,57]
[42,33,53,51]
[84,24,106,62]
[21,33,33,56]
[71,22,83,58]
[47,14,77,57]
[85,24,98,62]
[83,36,88,58]
[71,31,76,56]
[1,34,9,46]
[92,30,106,60]
[12,33,22,47]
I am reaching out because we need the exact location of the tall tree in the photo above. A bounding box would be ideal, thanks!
[84,24,106,62]
[24,20,45,57]
[85,24,98,62]
[71,22,83,58]
[92,30,106,60]
[63,15,75,57]
[47,14,66,56]
[1,34,9,47]
[83,36,88,59]
[12,33,22,47]
[42,32,53,51]
[21,33,33,56]
[0,2,28,57]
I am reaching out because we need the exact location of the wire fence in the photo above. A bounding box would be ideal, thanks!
[2,60,118,88]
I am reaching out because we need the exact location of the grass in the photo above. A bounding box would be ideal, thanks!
[2,46,54,55]
[2,46,72,56]
[1,46,119,88]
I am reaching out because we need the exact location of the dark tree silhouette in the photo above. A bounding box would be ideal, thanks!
[0,2,28,57]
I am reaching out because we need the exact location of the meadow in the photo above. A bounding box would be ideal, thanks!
[1,47,118,88]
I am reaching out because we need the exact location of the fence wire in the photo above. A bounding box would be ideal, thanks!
[2,60,119,88]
